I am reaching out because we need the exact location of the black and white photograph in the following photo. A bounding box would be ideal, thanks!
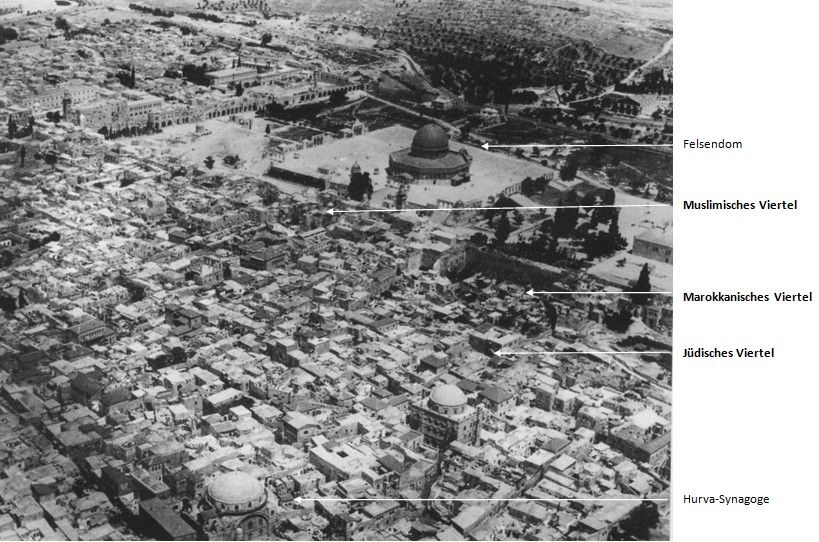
[0,1,672,540]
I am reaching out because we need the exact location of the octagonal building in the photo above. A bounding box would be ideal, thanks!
[387,124,472,185]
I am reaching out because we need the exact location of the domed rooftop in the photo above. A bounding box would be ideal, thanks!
[411,123,449,155]
[429,384,467,407]
[208,471,264,505]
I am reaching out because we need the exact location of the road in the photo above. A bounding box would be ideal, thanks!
[363,92,458,132]
[570,37,673,105]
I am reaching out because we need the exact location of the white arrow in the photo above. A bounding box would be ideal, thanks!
[294,496,667,504]
[327,203,669,215]
[481,142,673,150]
[495,350,671,356]
[526,289,672,296]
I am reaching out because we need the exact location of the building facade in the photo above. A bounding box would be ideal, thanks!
[410,384,479,448]
[199,471,271,540]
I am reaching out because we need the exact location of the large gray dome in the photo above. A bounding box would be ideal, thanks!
[429,384,467,407]
[411,124,449,155]
[208,471,264,507]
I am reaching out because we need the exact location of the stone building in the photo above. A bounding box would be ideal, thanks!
[199,471,271,540]
[409,384,479,448]
[632,229,672,264]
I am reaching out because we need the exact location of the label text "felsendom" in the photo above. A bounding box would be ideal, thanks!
[683,139,742,149]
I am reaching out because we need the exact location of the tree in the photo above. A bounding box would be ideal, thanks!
[348,170,373,202]
[521,177,536,196]
[235,82,244,96]
[605,305,634,333]
[43,152,58,168]
[493,212,511,247]
[395,184,407,210]
[264,124,271,135]
[559,157,578,181]
[19,146,25,167]
[632,263,652,305]
[129,284,145,301]
[0,26,19,42]
[170,346,187,365]
[7,117,17,138]
[55,16,70,32]
[260,32,272,46]
[608,502,660,541]
[543,301,558,333]
[0,250,13,268]
[261,100,285,118]
[470,232,488,246]
[554,191,580,236]
[329,89,347,107]
[602,187,616,206]
[608,209,625,246]
[204,156,215,169]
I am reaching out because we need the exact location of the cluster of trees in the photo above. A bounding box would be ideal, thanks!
[7,117,34,139]
[484,185,626,265]
[116,66,136,89]
[520,175,550,197]
[509,90,539,104]
[0,23,19,44]
[258,99,328,121]
[603,264,655,333]
[0,249,14,269]
[260,32,272,46]
[581,209,627,259]
[608,502,661,539]
[28,231,60,251]
[129,3,174,17]
[347,169,373,201]
[328,90,347,107]
[189,11,223,23]
[615,68,672,95]
[0,289,26,313]
[97,123,159,140]
[559,156,579,181]
[605,165,650,194]
[54,16,70,32]
[180,63,210,86]
[45,111,62,123]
